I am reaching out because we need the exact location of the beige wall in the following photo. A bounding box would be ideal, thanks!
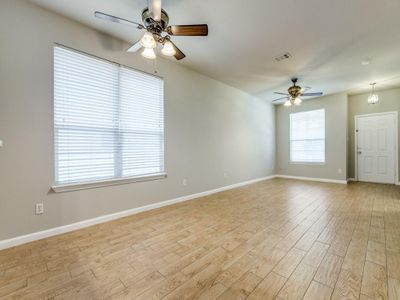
[275,93,348,181]
[347,88,400,179]
[0,0,275,240]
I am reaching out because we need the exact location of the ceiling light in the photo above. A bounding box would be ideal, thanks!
[140,32,156,49]
[141,47,156,59]
[284,100,292,107]
[293,97,302,105]
[161,41,176,56]
[367,83,379,104]
[368,94,379,104]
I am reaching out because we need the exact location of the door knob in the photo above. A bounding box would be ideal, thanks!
[357,151,362,154]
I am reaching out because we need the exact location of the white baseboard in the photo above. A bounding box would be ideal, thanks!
[275,174,347,185]
[348,178,399,185]
[0,175,276,250]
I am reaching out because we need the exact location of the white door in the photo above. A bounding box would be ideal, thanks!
[357,113,396,184]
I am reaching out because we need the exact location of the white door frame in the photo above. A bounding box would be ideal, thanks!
[354,111,398,183]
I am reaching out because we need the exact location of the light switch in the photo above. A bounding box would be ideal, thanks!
[0,140,3,147]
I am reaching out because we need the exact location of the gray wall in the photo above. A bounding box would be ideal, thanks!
[0,0,275,240]
[347,88,400,179]
[275,93,348,181]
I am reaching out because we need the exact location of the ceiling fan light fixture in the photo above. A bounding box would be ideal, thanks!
[284,100,292,107]
[273,79,323,107]
[141,47,157,59]
[95,0,209,61]
[140,32,157,49]
[161,41,176,56]
[293,97,302,105]
[367,83,379,104]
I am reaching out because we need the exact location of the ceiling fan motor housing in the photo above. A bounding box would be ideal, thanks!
[142,8,169,33]
[288,85,302,98]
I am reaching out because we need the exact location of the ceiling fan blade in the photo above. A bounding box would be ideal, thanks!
[148,0,162,21]
[166,25,208,36]
[127,40,142,53]
[169,40,186,60]
[272,96,289,103]
[274,92,289,96]
[95,11,144,29]
[301,92,323,96]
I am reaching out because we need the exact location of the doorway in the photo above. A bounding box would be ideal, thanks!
[355,112,398,184]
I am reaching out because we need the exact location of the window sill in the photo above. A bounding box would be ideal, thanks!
[289,161,326,166]
[52,173,167,193]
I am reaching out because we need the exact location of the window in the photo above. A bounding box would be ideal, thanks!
[290,109,325,163]
[54,46,164,188]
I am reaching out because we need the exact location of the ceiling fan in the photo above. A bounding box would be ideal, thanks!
[95,0,208,60]
[272,78,323,106]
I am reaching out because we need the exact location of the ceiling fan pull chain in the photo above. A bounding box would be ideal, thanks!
[153,58,158,74]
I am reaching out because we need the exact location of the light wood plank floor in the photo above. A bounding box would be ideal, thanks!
[1,178,400,299]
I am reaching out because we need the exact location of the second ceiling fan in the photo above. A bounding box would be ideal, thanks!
[272,78,323,106]
[95,0,208,60]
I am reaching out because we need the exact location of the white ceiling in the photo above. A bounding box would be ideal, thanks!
[29,0,400,101]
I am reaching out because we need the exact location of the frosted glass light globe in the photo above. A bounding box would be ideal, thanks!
[293,97,302,105]
[141,47,156,59]
[161,41,176,56]
[284,100,292,107]
[140,32,156,49]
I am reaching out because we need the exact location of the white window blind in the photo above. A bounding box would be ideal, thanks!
[54,46,164,186]
[290,109,325,163]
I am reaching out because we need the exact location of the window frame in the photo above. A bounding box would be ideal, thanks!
[289,109,326,165]
[52,44,166,193]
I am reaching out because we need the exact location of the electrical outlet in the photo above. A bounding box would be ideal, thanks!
[182,179,188,186]
[35,203,44,215]
[0,140,3,147]
[338,168,343,174]
[223,172,228,178]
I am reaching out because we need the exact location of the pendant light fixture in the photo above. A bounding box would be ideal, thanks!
[367,83,379,104]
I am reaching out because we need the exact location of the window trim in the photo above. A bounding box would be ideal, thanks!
[51,173,167,193]
[52,44,166,191]
[289,109,326,165]
[289,161,326,166]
